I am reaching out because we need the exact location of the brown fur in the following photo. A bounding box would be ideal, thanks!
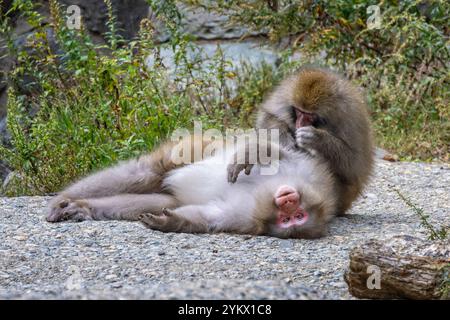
[255,67,374,215]
[49,135,214,211]
[47,133,337,239]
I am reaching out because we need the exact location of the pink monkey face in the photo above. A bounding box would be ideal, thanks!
[295,109,316,128]
[276,208,309,229]
[274,185,309,229]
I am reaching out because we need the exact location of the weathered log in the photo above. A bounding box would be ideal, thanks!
[344,235,449,299]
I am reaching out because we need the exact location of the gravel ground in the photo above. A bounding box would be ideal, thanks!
[0,160,448,299]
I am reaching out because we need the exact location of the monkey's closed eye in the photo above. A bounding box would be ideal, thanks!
[289,106,297,122]
[312,116,327,128]
[290,105,326,128]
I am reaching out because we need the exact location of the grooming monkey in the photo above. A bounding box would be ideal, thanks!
[47,135,337,239]
[47,67,370,237]
[228,67,374,215]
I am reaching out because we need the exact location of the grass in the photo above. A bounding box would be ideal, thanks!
[0,0,448,196]
[393,188,447,240]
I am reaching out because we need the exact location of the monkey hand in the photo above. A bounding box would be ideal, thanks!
[46,197,93,222]
[227,162,254,183]
[227,140,281,183]
[227,141,258,183]
[139,208,189,233]
[295,126,324,155]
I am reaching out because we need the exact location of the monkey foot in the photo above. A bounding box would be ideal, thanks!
[274,185,309,229]
[46,198,92,223]
[139,209,182,232]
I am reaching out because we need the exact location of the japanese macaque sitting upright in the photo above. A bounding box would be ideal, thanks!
[230,66,375,215]
[47,67,373,239]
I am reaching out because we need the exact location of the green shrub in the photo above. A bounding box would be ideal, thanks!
[0,0,274,195]
[0,0,448,195]
[192,0,450,161]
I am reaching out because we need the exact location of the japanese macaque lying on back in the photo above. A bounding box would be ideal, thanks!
[47,135,337,239]
[47,67,373,239]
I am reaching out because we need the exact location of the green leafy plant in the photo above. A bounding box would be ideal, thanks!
[0,0,274,195]
[393,188,448,240]
[440,264,450,300]
[1,0,448,195]
[188,0,450,161]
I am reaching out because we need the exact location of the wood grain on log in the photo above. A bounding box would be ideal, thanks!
[344,235,449,299]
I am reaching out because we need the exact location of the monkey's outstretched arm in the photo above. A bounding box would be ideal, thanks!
[296,126,354,182]
[139,204,238,234]
[140,206,211,234]
[46,193,178,222]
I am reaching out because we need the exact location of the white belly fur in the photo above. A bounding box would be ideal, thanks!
[163,144,327,208]
[163,149,232,205]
